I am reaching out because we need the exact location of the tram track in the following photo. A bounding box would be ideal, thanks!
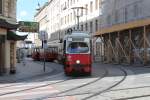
[0,77,70,97]
[33,67,108,100]
[0,63,128,100]
[114,94,150,100]
[80,67,127,100]
[0,67,108,99]
[100,83,150,100]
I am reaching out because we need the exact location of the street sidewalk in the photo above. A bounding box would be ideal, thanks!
[0,58,53,83]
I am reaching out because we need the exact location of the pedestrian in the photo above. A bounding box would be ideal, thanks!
[21,49,26,66]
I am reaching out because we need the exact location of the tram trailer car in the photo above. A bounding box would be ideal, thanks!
[32,46,58,62]
[62,32,92,76]
[46,47,58,61]
[32,48,40,61]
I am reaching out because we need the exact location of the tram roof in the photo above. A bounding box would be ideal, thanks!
[64,31,90,39]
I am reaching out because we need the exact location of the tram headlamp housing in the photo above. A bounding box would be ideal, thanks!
[76,60,80,64]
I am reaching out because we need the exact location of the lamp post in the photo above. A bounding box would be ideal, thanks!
[71,7,87,31]
[39,31,48,72]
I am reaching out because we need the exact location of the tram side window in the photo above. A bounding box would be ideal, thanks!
[63,40,66,54]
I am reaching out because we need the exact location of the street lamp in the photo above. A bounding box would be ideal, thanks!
[71,7,87,31]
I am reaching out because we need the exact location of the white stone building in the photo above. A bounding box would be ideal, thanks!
[34,0,102,49]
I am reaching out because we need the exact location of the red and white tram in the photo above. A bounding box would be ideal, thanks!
[62,31,92,76]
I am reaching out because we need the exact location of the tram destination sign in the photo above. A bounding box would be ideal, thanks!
[18,21,39,33]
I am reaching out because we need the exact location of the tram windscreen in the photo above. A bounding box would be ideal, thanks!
[67,42,89,53]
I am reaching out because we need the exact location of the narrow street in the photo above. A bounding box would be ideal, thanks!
[0,59,150,100]
[1,0,150,100]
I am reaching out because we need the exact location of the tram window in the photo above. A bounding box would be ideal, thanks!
[67,42,89,53]
[63,40,66,54]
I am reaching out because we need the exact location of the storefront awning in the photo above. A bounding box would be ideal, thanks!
[7,31,28,41]
[95,18,150,36]
[0,18,18,29]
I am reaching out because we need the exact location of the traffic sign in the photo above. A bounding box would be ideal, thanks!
[42,40,47,49]
[39,31,48,41]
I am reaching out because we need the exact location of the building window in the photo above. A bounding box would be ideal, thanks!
[64,2,67,9]
[70,0,72,6]
[0,0,2,14]
[73,0,75,4]
[68,0,69,8]
[85,4,88,15]
[85,23,88,31]
[61,18,63,25]
[68,14,69,23]
[90,1,93,13]
[73,11,76,20]
[134,4,139,17]
[70,13,72,22]
[115,10,118,23]
[95,20,98,31]
[81,24,83,31]
[81,9,83,17]
[73,27,75,30]
[8,0,12,17]
[65,16,67,24]
[124,7,128,22]
[95,0,99,10]
[90,21,93,33]
[107,14,111,25]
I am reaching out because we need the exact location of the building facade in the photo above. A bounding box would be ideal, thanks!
[96,0,150,65]
[34,0,102,58]
[0,0,19,74]
[34,2,49,47]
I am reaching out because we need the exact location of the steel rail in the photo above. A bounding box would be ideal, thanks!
[81,67,127,100]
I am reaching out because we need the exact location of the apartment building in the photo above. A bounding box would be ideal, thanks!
[96,0,150,65]
[0,0,23,74]
[35,0,102,50]
[59,0,101,35]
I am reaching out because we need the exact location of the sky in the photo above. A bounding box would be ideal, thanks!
[16,0,48,36]
[17,0,48,21]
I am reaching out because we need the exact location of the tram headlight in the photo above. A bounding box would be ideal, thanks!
[76,60,80,64]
